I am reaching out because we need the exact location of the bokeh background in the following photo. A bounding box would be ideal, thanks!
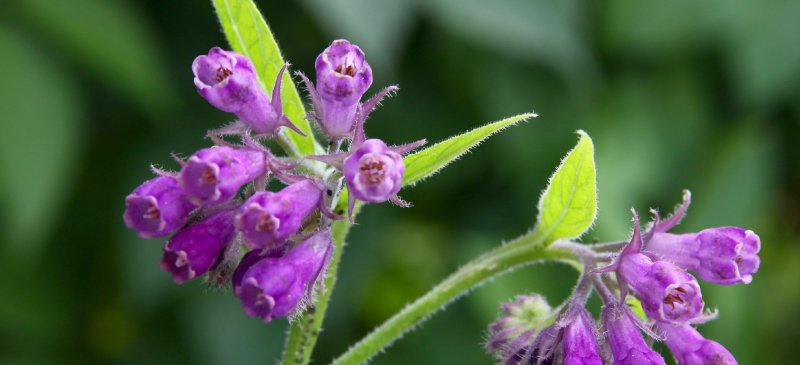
[1,0,799,364]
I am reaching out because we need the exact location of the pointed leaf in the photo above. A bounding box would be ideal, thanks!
[402,113,536,187]
[533,130,597,244]
[212,0,322,157]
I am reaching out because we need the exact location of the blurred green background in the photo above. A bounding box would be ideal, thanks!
[1,0,799,364]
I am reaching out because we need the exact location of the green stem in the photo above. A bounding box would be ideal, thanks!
[280,196,355,365]
[329,234,580,365]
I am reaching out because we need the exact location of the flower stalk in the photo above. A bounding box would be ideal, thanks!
[329,232,580,365]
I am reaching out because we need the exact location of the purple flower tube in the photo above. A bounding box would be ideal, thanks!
[617,252,704,324]
[235,229,333,323]
[343,139,404,203]
[601,303,666,365]
[647,227,761,285]
[562,308,603,365]
[123,176,196,238]
[193,47,302,135]
[179,146,265,205]
[159,210,236,284]
[314,39,373,139]
[235,179,325,250]
[660,323,738,365]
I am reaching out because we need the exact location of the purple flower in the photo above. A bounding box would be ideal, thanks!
[232,248,286,290]
[123,176,196,238]
[179,146,266,205]
[235,179,325,250]
[646,227,761,285]
[313,39,373,139]
[193,47,258,113]
[660,324,738,365]
[601,303,666,365]
[193,47,302,135]
[159,210,236,284]
[343,139,404,203]
[235,229,333,323]
[618,252,704,324]
[562,308,603,365]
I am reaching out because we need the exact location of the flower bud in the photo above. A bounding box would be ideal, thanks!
[159,210,236,284]
[601,303,666,365]
[235,180,324,250]
[562,308,603,365]
[660,323,737,365]
[646,227,761,285]
[314,39,373,139]
[617,252,704,324]
[123,176,196,238]
[179,146,265,205]
[343,139,404,203]
[487,294,554,353]
[235,229,333,323]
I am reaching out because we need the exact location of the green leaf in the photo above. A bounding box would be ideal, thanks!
[212,0,322,157]
[532,130,597,244]
[402,113,536,187]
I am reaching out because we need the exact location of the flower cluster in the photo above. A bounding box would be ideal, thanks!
[123,40,424,323]
[486,191,761,364]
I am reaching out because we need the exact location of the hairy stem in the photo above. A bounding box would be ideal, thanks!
[281,195,355,365]
[329,233,581,365]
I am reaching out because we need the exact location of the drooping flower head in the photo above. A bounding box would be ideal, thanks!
[487,294,554,353]
[601,302,666,365]
[193,47,302,135]
[616,211,704,324]
[235,179,326,250]
[343,139,404,203]
[179,146,266,205]
[159,210,237,284]
[235,229,333,323]
[561,308,603,365]
[659,323,738,365]
[123,176,196,238]
[314,39,373,139]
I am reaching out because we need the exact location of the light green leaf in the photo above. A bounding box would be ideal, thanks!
[402,113,536,187]
[212,0,322,157]
[533,130,597,244]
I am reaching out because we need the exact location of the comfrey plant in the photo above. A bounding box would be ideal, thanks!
[123,2,762,365]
